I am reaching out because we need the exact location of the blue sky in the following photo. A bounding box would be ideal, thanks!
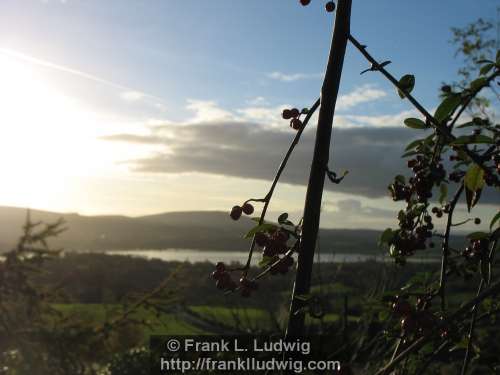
[0,0,497,229]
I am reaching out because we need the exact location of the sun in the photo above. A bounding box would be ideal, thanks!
[0,52,119,211]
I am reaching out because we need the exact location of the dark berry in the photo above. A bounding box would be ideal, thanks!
[290,108,300,118]
[255,232,268,247]
[290,118,302,130]
[242,203,254,215]
[282,109,292,120]
[300,0,311,5]
[230,206,243,220]
[215,262,225,272]
[474,218,481,225]
[325,1,335,12]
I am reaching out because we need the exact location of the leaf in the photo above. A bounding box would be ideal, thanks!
[490,211,500,231]
[401,151,418,158]
[258,256,274,268]
[451,135,494,145]
[395,175,406,184]
[397,74,415,98]
[405,139,424,151]
[404,118,428,129]
[301,108,309,115]
[294,294,311,302]
[464,164,485,192]
[466,231,489,240]
[434,95,461,123]
[497,49,500,64]
[439,184,448,205]
[278,213,289,225]
[244,223,277,239]
[470,77,487,90]
[456,121,475,129]
[378,228,394,247]
[479,63,495,76]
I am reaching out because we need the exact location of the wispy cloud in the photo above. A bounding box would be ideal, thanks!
[120,90,146,102]
[267,71,322,82]
[0,48,166,104]
[336,84,387,111]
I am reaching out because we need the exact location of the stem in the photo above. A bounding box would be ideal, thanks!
[375,279,500,375]
[438,184,464,310]
[242,98,320,273]
[286,0,351,338]
[461,279,484,375]
[348,34,493,173]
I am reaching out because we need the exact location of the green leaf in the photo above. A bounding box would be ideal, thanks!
[278,213,289,225]
[490,211,500,231]
[294,294,311,302]
[395,175,406,184]
[301,108,309,114]
[497,50,500,64]
[464,164,485,192]
[466,231,489,240]
[434,95,461,123]
[244,223,277,239]
[456,121,475,129]
[404,118,427,129]
[451,135,494,145]
[439,184,448,205]
[258,256,274,268]
[397,74,415,98]
[470,77,487,90]
[401,151,418,158]
[479,63,495,76]
[378,228,394,247]
[405,138,424,151]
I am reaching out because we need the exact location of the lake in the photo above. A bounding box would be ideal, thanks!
[105,249,439,264]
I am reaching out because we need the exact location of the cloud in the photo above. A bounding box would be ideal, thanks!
[120,91,146,102]
[247,96,268,106]
[185,99,235,123]
[336,85,387,111]
[324,199,394,218]
[101,119,419,198]
[100,101,496,203]
[267,71,322,82]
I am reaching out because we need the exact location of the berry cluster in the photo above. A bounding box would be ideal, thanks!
[390,295,439,338]
[389,156,446,204]
[230,202,254,220]
[462,238,490,261]
[239,276,258,298]
[299,0,336,12]
[282,107,307,130]
[255,228,295,274]
[210,262,236,291]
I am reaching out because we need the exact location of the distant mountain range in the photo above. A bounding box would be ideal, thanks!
[0,206,464,254]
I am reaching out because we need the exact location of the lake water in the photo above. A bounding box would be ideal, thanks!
[105,249,439,264]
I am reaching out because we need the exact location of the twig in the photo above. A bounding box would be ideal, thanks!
[348,34,493,173]
[241,98,321,274]
[438,184,464,310]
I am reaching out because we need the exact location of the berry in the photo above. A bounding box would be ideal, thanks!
[290,118,303,130]
[215,262,225,272]
[282,109,292,120]
[230,206,243,220]
[392,300,412,316]
[300,0,311,5]
[441,85,452,93]
[290,108,300,118]
[474,218,481,225]
[325,1,335,12]
[242,203,254,215]
[255,232,268,247]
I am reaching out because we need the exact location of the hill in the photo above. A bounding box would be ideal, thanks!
[0,206,463,254]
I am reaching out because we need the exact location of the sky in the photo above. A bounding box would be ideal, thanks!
[0,0,497,230]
